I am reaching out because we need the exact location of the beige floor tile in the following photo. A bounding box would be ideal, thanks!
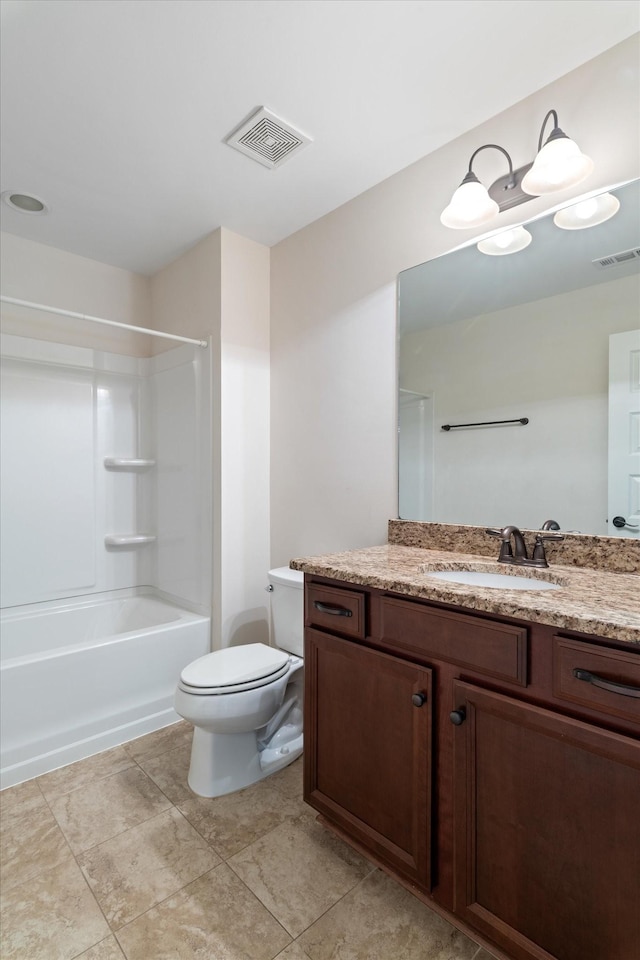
[0,800,74,891]
[270,756,304,800]
[76,936,127,959]
[474,951,500,960]
[50,766,172,853]
[178,778,310,860]
[0,858,110,960]
[123,720,192,762]
[137,740,193,804]
[115,863,291,960]
[275,943,314,960]
[0,778,47,824]
[37,745,135,803]
[298,869,479,960]
[78,807,221,929]
[228,816,374,938]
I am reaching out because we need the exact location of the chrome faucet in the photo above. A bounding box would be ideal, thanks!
[486,525,564,568]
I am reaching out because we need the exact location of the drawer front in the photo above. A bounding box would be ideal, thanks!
[553,636,640,725]
[381,597,527,685]
[306,583,366,639]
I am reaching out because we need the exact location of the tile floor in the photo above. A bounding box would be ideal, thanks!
[0,722,497,960]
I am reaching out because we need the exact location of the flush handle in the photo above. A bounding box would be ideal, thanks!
[313,601,353,617]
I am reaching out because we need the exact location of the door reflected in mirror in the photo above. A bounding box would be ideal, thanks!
[397,178,640,537]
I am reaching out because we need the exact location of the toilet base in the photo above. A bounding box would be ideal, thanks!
[187,725,303,798]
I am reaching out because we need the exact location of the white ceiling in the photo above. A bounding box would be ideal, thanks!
[1,0,638,275]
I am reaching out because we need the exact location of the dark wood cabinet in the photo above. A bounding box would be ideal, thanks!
[305,627,433,889]
[451,680,640,960]
[303,575,640,960]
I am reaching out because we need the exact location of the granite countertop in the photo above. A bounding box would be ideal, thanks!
[290,543,640,645]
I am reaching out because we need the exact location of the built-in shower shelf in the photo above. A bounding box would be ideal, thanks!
[104,534,157,547]
[104,458,156,469]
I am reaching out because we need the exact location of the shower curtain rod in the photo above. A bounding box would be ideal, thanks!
[0,295,209,348]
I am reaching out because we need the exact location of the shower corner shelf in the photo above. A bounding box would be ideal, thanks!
[104,458,156,469]
[104,534,157,547]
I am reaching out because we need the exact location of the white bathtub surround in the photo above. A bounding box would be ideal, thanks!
[0,332,212,612]
[0,590,210,789]
[0,332,212,787]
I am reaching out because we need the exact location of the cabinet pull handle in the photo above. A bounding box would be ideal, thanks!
[573,668,640,699]
[313,601,353,617]
[412,692,427,707]
[450,708,466,725]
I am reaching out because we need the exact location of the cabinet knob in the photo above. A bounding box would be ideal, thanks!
[449,708,466,726]
[411,692,427,707]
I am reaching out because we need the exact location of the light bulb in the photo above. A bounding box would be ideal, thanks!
[494,229,519,249]
[477,225,532,256]
[573,198,599,220]
[553,192,620,230]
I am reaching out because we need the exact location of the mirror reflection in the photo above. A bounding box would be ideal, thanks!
[397,178,640,537]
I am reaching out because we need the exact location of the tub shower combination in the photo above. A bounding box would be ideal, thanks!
[0,593,209,787]
[0,321,212,789]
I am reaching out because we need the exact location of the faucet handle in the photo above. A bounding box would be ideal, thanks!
[532,532,564,567]
[485,527,514,561]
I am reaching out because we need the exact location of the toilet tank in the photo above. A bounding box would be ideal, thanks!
[268,567,304,658]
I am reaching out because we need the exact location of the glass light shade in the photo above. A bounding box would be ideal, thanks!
[521,136,594,195]
[553,192,620,230]
[440,180,499,229]
[477,225,532,256]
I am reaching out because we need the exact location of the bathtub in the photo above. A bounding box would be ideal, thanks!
[0,591,210,788]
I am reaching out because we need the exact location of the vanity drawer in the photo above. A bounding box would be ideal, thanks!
[553,636,640,726]
[381,597,527,685]
[306,583,366,639]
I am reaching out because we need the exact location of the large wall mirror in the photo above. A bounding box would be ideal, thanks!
[397,178,640,537]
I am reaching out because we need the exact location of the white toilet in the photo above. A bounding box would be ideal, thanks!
[175,566,304,797]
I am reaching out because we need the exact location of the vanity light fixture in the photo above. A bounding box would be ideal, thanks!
[477,225,532,256]
[553,192,620,230]
[440,109,593,230]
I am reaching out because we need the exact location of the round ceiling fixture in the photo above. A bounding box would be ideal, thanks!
[1,191,49,215]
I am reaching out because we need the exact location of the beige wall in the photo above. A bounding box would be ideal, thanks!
[150,228,270,648]
[270,35,640,565]
[220,229,271,647]
[0,232,150,355]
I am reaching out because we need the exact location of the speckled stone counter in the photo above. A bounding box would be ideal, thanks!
[388,520,640,574]
[290,542,640,645]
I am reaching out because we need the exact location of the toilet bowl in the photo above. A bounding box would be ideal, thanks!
[175,567,304,797]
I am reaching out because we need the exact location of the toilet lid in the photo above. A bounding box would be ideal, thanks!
[180,643,290,689]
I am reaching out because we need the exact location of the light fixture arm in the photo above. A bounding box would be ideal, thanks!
[537,108,565,150]
[467,143,515,188]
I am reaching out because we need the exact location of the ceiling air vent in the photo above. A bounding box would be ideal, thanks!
[593,247,640,268]
[225,107,312,169]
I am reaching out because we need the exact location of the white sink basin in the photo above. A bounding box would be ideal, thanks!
[424,570,561,591]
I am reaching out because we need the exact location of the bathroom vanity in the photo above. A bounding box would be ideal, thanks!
[292,523,640,960]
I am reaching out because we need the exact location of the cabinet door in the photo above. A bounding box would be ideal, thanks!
[452,680,640,960]
[305,628,432,890]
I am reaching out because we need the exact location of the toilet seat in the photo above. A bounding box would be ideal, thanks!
[178,643,291,696]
